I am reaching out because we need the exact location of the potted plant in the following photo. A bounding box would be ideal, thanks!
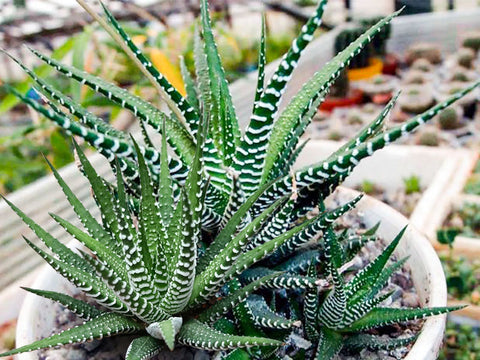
[334,25,384,81]
[405,42,442,66]
[318,69,364,111]
[1,0,479,359]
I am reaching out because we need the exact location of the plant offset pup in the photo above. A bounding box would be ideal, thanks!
[1,0,478,359]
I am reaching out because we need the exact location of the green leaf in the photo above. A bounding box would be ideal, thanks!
[253,14,266,107]
[437,227,460,247]
[349,257,408,305]
[0,36,75,114]
[221,349,251,360]
[332,92,400,158]
[49,213,128,281]
[125,336,164,360]
[23,237,129,314]
[0,313,143,357]
[236,0,328,194]
[28,47,196,165]
[192,195,287,304]
[160,103,207,314]
[196,272,282,323]
[200,0,240,164]
[180,56,200,126]
[247,294,300,329]
[132,137,160,271]
[197,179,278,274]
[343,306,464,332]
[263,10,401,182]
[1,195,91,272]
[49,130,73,168]
[100,2,198,127]
[73,140,124,254]
[71,28,91,102]
[44,156,114,252]
[22,287,103,320]
[345,226,406,297]
[314,327,343,360]
[343,333,417,351]
[304,261,319,341]
[317,228,347,328]
[157,123,175,227]
[146,317,183,351]
[178,319,282,350]
[225,215,320,280]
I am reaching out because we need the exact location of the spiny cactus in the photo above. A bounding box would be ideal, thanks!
[417,130,439,147]
[1,0,478,359]
[462,31,480,53]
[399,84,435,114]
[405,42,442,65]
[360,16,391,57]
[438,106,461,130]
[457,47,476,69]
[334,25,372,69]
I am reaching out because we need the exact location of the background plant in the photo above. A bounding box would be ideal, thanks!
[0,122,73,194]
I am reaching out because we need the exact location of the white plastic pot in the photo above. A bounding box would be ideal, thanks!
[15,187,448,360]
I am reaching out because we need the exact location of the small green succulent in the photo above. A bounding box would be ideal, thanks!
[1,0,478,359]
[438,107,461,130]
[403,175,421,195]
[305,227,455,359]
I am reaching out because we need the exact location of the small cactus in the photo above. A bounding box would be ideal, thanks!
[449,67,476,83]
[405,42,442,65]
[411,58,434,73]
[403,175,421,194]
[457,47,476,69]
[360,16,391,56]
[417,131,439,147]
[402,70,428,85]
[328,129,343,141]
[358,74,398,96]
[399,84,435,114]
[330,69,349,98]
[335,26,372,69]
[463,31,480,52]
[437,107,461,130]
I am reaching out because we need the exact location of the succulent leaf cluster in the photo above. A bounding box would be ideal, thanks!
[0,0,477,359]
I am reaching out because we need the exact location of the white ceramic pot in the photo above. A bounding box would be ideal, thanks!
[15,187,447,360]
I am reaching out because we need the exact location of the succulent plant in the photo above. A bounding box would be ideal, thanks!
[329,69,349,98]
[411,58,435,73]
[335,25,372,69]
[462,31,480,53]
[446,66,478,85]
[457,47,476,69]
[357,74,399,96]
[305,227,454,358]
[402,69,428,85]
[360,16,391,57]
[399,84,435,114]
[1,0,479,359]
[405,42,442,65]
[437,106,462,130]
[403,175,421,195]
[417,130,439,147]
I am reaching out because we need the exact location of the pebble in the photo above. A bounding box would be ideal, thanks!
[403,292,420,308]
